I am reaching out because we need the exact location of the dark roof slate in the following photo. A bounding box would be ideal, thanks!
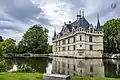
[70,17,90,29]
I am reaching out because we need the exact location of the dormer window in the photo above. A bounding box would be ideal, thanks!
[57,35,58,38]
[75,26,77,29]
[90,28,92,33]
[80,28,81,31]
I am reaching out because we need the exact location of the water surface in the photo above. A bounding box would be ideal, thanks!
[5,57,120,78]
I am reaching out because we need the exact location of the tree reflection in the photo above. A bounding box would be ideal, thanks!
[103,59,120,78]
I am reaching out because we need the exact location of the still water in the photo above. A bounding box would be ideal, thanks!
[5,57,120,78]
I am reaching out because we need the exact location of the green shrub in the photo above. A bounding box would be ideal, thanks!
[0,62,10,72]
[17,65,36,73]
[0,58,10,72]
[0,58,5,62]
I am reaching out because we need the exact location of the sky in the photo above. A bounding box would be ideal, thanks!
[0,0,120,44]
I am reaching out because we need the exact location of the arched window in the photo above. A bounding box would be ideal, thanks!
[75,26,77,29]
[90,28,92,33]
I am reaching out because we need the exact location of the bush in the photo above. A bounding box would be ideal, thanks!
[0,58,5,62]
[0,50,5,57]
[17,65,36,73]
[0,62,10,72]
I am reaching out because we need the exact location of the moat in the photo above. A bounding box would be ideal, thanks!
[5,57,120,78]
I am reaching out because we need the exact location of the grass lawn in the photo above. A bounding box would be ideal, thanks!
[0,72,42,80]
[0,72,120,80]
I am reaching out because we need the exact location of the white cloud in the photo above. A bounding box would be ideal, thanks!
[0,0,120,44]
[30,0,77,44]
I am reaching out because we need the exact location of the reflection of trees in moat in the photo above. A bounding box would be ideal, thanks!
[5,57,52,73]
[103,59,120,78]
[52,57,104,77]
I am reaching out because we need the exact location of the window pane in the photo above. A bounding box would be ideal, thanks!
[73,37,75,42]
[89,36,92,42]
[90,45,93,50]
[73,45,75,50]
[68,39,70,44]
[80,35,82,41]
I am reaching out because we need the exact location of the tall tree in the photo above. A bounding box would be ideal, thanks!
[103,18,120,53]
[21,24,49,54]
[0,36,3,42]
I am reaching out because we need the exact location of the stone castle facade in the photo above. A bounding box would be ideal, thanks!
[52,10,103,58]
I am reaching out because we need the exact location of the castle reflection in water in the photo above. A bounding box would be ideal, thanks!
[52,57,104,77]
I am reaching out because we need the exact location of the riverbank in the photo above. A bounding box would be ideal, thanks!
[0,72,120,80]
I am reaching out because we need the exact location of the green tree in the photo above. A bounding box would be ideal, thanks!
[47,45,53,53]
[21,24,49,54]
[0,36,3,42]
[103,18,120,53]
[17,40,27,54]
[0,38,17,56]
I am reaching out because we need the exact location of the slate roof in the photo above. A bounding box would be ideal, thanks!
[59,15,90,33]
[52,31,56,40]
[70,16,90,29]
[52,12,102,40]
[66,24,72,32]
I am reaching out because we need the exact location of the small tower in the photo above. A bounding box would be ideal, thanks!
[52,28,56,40]
[96,13,102,31]
[54,28,56,37]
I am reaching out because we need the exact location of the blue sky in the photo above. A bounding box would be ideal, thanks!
[0,0,119,44]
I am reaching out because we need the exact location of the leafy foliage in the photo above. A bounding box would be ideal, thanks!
[47,45,53,53]
[0,38,17,56]
[0,63,10,72]
[17,40,27,54]
[0,58,10,72]
[103,18,120,53]
[0,24,52,56]
[21,24,49,54]
[0,36,3,42]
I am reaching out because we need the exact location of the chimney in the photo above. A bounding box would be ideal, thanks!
[77,10,81,21]
[82,9,84,17]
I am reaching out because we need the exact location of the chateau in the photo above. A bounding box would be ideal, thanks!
[52,10,103,58]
